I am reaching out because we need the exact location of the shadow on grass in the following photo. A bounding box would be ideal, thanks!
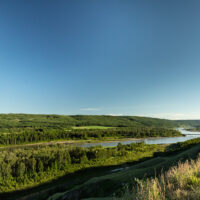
[1,143,200,200]
[0,156,162,200]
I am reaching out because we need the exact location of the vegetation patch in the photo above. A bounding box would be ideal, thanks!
[45,138,200,200]
[72,126,115,130]
[122,155,200,200]
[0,142,164,194]
[0,127,181,146]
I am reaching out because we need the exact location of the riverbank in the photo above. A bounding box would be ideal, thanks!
[0,142,165,195]
[0,134,184,149]
[1,128,199,149]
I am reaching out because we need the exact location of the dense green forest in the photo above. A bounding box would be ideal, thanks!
[0,127,181,145]
[0,142,164,193]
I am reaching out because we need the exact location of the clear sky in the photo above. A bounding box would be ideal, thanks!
[1,0,200,119]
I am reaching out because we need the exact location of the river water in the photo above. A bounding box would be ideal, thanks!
[76,128,200,148]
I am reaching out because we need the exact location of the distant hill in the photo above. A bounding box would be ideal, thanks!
[0,114,178,128]
[1,114,200,129]
[175,120,200,127]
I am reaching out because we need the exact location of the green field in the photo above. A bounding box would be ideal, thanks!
[72,126,114,130]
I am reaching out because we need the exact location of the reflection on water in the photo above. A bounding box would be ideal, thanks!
[76,128,200,148]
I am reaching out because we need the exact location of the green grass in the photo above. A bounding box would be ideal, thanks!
[72,126,115,130]
[122,155,200,200]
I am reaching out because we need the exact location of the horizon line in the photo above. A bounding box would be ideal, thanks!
[0,112,200,120]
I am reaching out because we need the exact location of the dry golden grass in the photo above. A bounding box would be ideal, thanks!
[120,154,200,200]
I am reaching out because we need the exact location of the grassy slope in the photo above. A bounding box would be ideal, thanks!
[124,156,200,200]
[47,143,200,200]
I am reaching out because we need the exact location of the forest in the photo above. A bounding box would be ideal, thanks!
[0,142,164,193]
[0,126,181,145]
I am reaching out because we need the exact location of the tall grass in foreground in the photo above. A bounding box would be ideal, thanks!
[120,155,200,200]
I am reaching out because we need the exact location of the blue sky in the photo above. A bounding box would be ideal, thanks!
[0,0,200,119]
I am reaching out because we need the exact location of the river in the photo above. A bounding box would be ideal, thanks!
[76,128,200,148]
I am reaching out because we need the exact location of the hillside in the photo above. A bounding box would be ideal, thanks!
[0,114,177,128]
[175,120,200,128]
[21,139,200,200]
[31,138,200,200]
[123,154,200,200]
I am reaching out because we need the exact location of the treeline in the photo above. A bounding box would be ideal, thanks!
[164,137,200,154]
[153,137,200,157]
[0,143,162,192]
[0,127,181,145]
